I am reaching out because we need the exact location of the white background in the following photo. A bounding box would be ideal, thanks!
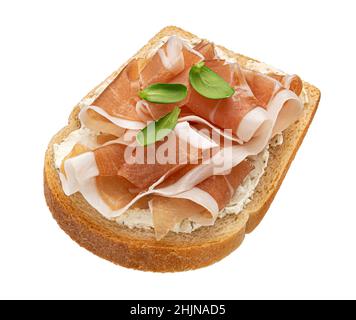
[0,0,355,300]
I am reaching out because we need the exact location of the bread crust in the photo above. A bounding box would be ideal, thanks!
[44,26,321,272]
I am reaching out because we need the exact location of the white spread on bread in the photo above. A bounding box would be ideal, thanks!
[54,35,305,237]
[244,60,285,76]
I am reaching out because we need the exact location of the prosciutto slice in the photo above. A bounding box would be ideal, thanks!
[141,36,203,87]
[193,40,216,60]
[78,59,145,136]
[94,123,219,190]
[81,155,252,240]
[186,61,284,142]
[265,73,303,96]
[95,142,180,190]
[96,176,137,210]
[150,160,252,239]
[80,36,203,130]
[135,38,203,121]
[93,59,141,121]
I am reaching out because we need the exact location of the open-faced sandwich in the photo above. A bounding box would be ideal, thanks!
[44,26,320,272]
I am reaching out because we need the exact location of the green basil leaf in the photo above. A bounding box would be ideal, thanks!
[189,61,234,99]
[136,106,181,146]
[139,83,188,104]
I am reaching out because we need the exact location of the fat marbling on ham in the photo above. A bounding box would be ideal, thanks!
[58,36,304,239]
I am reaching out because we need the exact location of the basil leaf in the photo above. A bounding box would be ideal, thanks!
[189,61,234,99]
[139,83,187,104]
[136,106,181,146]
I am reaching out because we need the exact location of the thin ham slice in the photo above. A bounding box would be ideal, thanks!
[149,160,252,239]
[79,65,144,135]
[94,142,178,189]
[93,59,141,121]
[79,104,144,134]
[140,36,203,87]
[135,37,203,121]
[198,160,253,209]
[96,133,118,145]
[149,89,303,198]
[186,60,267,141]
[60,144,90,176]
[93,123,218,190]
[96,176,137,210]
[150,197,213,240]
[80,109,126,137]
[81,36,203,126]
[242,69,282,107]
[193,40,216,60]
[186,60,301,143]
[140,36,185,86]
[79,38,302,145]
[267,73,303,96]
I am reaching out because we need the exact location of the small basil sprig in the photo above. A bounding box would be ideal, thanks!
[139,83,187,104]
[189,61,234,99]
[136,106,181,146]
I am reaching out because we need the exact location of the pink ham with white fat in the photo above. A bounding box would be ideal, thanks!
[58,36,304,239]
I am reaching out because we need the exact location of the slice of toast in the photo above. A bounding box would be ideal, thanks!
[44,26,320,272]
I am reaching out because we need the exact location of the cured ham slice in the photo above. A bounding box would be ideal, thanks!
[78,59,145,136]
[94,143,179,189]
[185,60,302,143]
[267,73,303,96]
[119,161,180,191]
[140,36,203,87]
[140,69,192,120]
[186,60,267,141]
[135,37,203,121]
[93,59,141,121]
[236,70,302,141]
[80,108,126,137]
[150,197,213,240]
[94,143,127,176]
[96,176,137,210]
[80,38,302,144]
[81,36,203,126]
[96,133,118,145]
[59,151,98,196]
[150,89,303,197]
[138,66,194,121]
[150,160,253,239]
[198,161,253,209]
[92,122,218,190]
[60,143,90,176]
[179,114,243,144]
[244,60,303,96]
[193,40,216,60]
[96,175,150,210]
[140,36,184,86]
[242,69,282,107]
[79,104,144,134]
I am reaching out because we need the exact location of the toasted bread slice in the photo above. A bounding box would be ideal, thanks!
[44,26,320,272]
